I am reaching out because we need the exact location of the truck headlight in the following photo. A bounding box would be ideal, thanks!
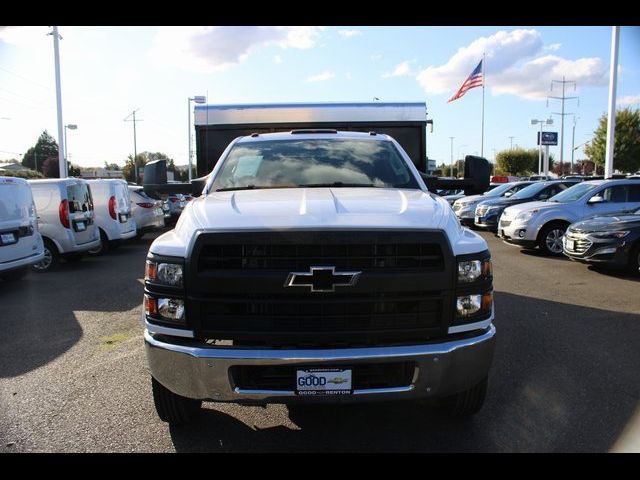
[458,258,492,283]
[456,292,493,318]
[145,295,186,324]
[515,209,539,224]
[145,260,183,287]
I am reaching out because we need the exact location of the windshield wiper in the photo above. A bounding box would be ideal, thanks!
[215,185,296,192]
[300,182,377,188]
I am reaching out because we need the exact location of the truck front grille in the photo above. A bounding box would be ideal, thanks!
[198,243,443,271]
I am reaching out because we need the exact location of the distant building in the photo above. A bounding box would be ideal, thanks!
[0,162,31,173]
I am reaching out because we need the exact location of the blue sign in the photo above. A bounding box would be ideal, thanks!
[537,131,558,146]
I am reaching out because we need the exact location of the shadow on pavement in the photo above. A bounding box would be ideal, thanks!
[168,291,640,452]
[0,235,157,378]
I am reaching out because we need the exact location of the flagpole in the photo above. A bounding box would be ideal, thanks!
[481,52,485,157]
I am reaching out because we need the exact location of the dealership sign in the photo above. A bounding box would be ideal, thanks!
[537,132,558,146]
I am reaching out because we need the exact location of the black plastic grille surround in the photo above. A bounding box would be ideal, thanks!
[232,362,416,391]
[186,230,456,347]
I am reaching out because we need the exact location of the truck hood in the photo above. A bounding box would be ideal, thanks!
[187,187,446,230]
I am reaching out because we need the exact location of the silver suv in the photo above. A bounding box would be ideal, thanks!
[498,179,640,255]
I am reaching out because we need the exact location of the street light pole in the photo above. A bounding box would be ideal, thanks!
[449,136,454,176]
[605,26,620,179]
[50,26,66,179]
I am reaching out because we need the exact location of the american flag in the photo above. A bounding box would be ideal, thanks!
[448,60,483,103]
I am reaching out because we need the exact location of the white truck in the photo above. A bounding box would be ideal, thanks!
[142,128,495,425]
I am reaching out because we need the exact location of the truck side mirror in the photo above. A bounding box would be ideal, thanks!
[587,195,605,205]
[143,159,206,199]
[420,156,490,195]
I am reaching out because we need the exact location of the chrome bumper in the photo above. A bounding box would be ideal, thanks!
[144,325,496,404]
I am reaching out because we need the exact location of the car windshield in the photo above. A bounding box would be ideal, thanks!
[211,139,420,192]
[483,183,515,197]
[547,182,599,203]
[509,182,547,199]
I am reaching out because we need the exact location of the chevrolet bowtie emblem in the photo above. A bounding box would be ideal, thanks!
[284,266,361,293]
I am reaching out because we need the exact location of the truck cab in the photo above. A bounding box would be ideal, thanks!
[142,130,495,424]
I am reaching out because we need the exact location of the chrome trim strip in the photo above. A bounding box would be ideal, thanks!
[143,324,496,361]
[144,318,195,338]
[353,385,414,395]
[448,318,493,334]
[233,385,415,396]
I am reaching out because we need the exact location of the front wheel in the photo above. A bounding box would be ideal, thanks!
[151,377,201,425]
[537,223,567,256]
[440,377,488,417]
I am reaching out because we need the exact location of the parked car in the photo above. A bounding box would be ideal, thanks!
[0,176,44,280]
[28,178,101,272]
[474,180,579,231]
[163,193,186,226]
[452,181,537,226]
[563,206,640,274]
[86,179,137,255]
[498,179,640,255]
[129,186,165,239]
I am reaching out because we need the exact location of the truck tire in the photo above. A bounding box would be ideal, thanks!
[537,222,568,256]
[441,376,488,417]
[32,239,60,273]
[152,377,201,425]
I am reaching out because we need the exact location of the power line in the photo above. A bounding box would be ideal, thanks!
[124,109,143,182]
[547,77,579,174]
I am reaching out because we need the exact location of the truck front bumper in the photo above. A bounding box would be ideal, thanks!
[144,325,496,404]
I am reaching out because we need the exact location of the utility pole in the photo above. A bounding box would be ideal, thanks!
[124,109,142,183]
[605,26,620,179]
[570,116,579,173]
[508,136,515,149]
[449,136,455,177]
[548,76,578,176]
[49,26,66,179]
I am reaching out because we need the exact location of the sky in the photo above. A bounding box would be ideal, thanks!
[1,26,639,170]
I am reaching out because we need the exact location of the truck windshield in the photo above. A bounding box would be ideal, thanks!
[211,139,420,192]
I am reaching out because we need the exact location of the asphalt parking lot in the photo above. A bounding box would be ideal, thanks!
[1,229,639,452]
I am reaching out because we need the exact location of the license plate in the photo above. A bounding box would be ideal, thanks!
[296,368,352,395]
[119,214,128,223]
[75,221,86,231]
[1,232,17,245]
[180,201,186,208]
[155,208,163,216]
[566,239,575,251]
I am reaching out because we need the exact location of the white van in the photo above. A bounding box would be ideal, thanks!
[0,176,45,280]
[28,178,101,272]
[86,179,136,255]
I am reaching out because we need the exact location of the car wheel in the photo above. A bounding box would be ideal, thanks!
[1,267,29,281]
[88,229,109,256]
[31,239,59,273]
[538,223,567,256]
[440,376,488,417]
[152,377,201,425]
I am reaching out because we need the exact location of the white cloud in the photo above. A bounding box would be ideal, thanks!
[338,30,362,38]
[274,54,282,64]
[370,53,382,61]
[345,72,353,80]
[307,71,335,82]
[545,43,562,51]
[383,60,412,78]
[618,94,640,106]
[150,26,324,72]
[0,26,50,46]
[416,29,607,100]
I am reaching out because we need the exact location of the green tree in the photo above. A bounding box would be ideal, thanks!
[584,108,640,173]
[122,151,174,183]
[22,131,59,173]
[104,162,121,171]
[496,148,555,176]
